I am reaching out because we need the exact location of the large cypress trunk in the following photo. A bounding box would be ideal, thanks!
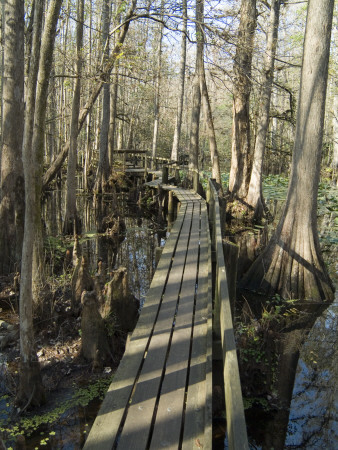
[241,0,335,302]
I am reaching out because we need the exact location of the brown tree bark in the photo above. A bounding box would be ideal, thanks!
[241,0,335,302]
[188,0,203,177]
[63,0,84,234]
[332,80,338,186]
[171,0,187,163]
[0,0,25,275]
[228,0,257,200]
[197,0,222,187]
[108,61,119,165]
[151,0,164,168]
[245,0,281,221]
[16,0,44,410]
[107,1,122,166]
[18,0,62,408]
[94,0,112,194]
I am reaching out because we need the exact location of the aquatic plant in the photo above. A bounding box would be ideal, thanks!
[0,376,112,446]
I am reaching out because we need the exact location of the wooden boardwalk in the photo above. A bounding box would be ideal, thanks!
[84,188,212,449]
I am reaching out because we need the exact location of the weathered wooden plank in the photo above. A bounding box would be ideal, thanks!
[115,204,194,448]
[85,186,217,450]
[149,203,201,449]
[83,204,188,450]
[181,203,212,450]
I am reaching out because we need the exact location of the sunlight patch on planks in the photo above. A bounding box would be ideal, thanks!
[83,190,212,450]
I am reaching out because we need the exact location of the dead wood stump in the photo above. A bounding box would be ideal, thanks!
[80,290,111,368]
[71,256,95,313]
[104,267,139,333]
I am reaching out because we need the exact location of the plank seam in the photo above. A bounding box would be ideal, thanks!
[146,202,195,449]
[179,200,202,448]
[112,203,189,449]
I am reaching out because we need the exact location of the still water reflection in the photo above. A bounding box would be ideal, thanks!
[43,191,168,305]
[285,294,338,449]
[226,220,337,450]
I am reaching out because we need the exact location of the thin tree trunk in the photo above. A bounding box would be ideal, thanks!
[18,0,62,408]
[246,0,281,221]
[188,0,203,176]
[63,0,84,234]
[228,0,257,199]
[47,67,57,164]
[241,0,335,302]
[84,115,92,191]
[0,0,25,275]
[171,0,187,162]
[151,0,164,168]
[197,0,222,187]
[42,0,137,189]
[94,0,111,194]
[32,0,63,293]
[58,0,70,170]
[189,75,201,175]
[108,60,119,165]
[83,1,93,192]
[108,1,122,165]
[17,0,45,407]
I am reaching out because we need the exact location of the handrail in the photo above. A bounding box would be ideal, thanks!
[207,179,249,450]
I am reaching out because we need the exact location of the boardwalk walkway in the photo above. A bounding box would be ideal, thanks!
[84,188,212,449]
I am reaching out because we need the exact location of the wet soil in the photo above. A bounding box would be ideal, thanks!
[0,273,125,449]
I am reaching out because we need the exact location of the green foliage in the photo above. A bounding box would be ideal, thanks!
[44,236,68,257]
[104,313,117,337]
[262,174,338,246]
[236,294,300,407]
[262,174,289,201]
[0,377,112,446]
[243,396,270,411]
[44,235,71,274]
[198,171,229,192]
[221,172,229,188]
[263,294,299,319]
[317,179,338,246]
[199,170,211,190]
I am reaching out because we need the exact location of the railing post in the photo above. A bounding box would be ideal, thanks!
[193,170,199,193]
[223,240,239,319]
[123,150,126,170]
[162,166,168,184]
[144,154,148,181]
[174,166,180,185]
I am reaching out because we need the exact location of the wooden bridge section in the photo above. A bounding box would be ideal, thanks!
[84,183,248,449]
[84,188,212,449]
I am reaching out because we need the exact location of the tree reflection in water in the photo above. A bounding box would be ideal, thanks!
[232,227,337,450]
[285,295,337,449]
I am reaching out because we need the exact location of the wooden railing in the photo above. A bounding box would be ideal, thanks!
[113,149,178,179]
[207,179,249,450]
